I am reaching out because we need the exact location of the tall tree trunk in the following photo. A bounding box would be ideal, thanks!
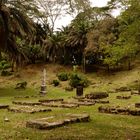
[0,50,2,60]
[83,52,86,73]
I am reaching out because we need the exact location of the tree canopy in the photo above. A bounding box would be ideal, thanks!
[0,0,140,72]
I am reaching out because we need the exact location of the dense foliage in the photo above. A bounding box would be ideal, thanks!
[0,0,139,72]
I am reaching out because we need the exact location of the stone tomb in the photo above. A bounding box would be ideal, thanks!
[26,114,90,130]
[8,106,52,114]
[39,98,79,108]
[12,101,41,106]
[78,98,109,104]
[116,95,131,99]
[85,92,109,99]
[61,101,95,106]
[41,102,79,108]
[0,104,9,109]
[115,86,131,92]
[131,90,140,95]
[14,95,39,99]
[39,98,64,103]
[98,105,140,116]
[135,103,140,108]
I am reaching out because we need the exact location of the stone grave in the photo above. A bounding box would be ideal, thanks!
[115,86,131,92]
[116,95,131,99]
[0,104,9,109]
[135,103,140,108]
[39,98,64,103]
[41,102,79,108]
[61,101,95,106]
[85,92,109,99]
[12,101,41,106]
[131,90,140,95]
[26,114,90,130]
[98,105,140,116]
[14,95,39,99]
[8,106,52,114]
[78,98,109,104]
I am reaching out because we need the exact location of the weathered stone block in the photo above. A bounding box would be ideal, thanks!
[135,103,140,108]
[41,103,79,108]
[131,90,140,95]
[85,92,109,99]
[116,95,131,99]
[12,101,41,106]
[8,107,52,114]
[39,99,64,103]
[116,86,131,92]
[26,114,90,130]
[0,104,9,109]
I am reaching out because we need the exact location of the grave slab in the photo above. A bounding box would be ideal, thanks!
[41,102,79,108]
[12,101,41,106]
[98,105,140,116]
[0,104,9,109]
[61,101,95,106]
[116,95,131,99]
[8,106,52,113]
[39,98,64,103]
[26,114,90,130]
[135,103,140,108]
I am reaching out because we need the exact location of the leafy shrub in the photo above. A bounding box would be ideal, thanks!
[57,72,68,81]
[0,60,11,76]
[69,73,89,88]
[52,80,60,86]
[1,70,12,76]
[0,60,11,70]
[85,92,109,99]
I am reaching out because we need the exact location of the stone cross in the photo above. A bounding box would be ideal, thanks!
[40,68,47,95]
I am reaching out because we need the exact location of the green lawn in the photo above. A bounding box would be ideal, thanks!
[0,87,140,140]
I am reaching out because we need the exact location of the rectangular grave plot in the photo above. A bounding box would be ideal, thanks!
[95,100,109,104]
[131,90,140,95]
[26,114,90,130]
[78,99,109,104]
[39,98,64,103]
[8,107,52,114]
[135,103,140,108]
[41,103,79,108]
[61,101,95,106]
[0,104,9,109]
[116,95,131,99]
[12,101,41,106]
[98,106,140,116]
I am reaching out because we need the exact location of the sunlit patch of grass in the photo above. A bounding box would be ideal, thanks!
[0,63,140,139]
[0,86,139,140]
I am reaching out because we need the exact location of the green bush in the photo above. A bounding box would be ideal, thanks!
[52,80,60,86]
[0,60,11,76]
[57,72,68,81]
[69,73,89,88]
[0,60,11,70]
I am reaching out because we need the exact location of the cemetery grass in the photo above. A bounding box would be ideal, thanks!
[0,86,140,140]
[0,63,140,140]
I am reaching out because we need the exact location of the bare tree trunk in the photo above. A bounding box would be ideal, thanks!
[83,52,86,73]
[0,51,2,60]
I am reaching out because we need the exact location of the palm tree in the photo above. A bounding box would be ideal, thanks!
[0,0,39,68]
